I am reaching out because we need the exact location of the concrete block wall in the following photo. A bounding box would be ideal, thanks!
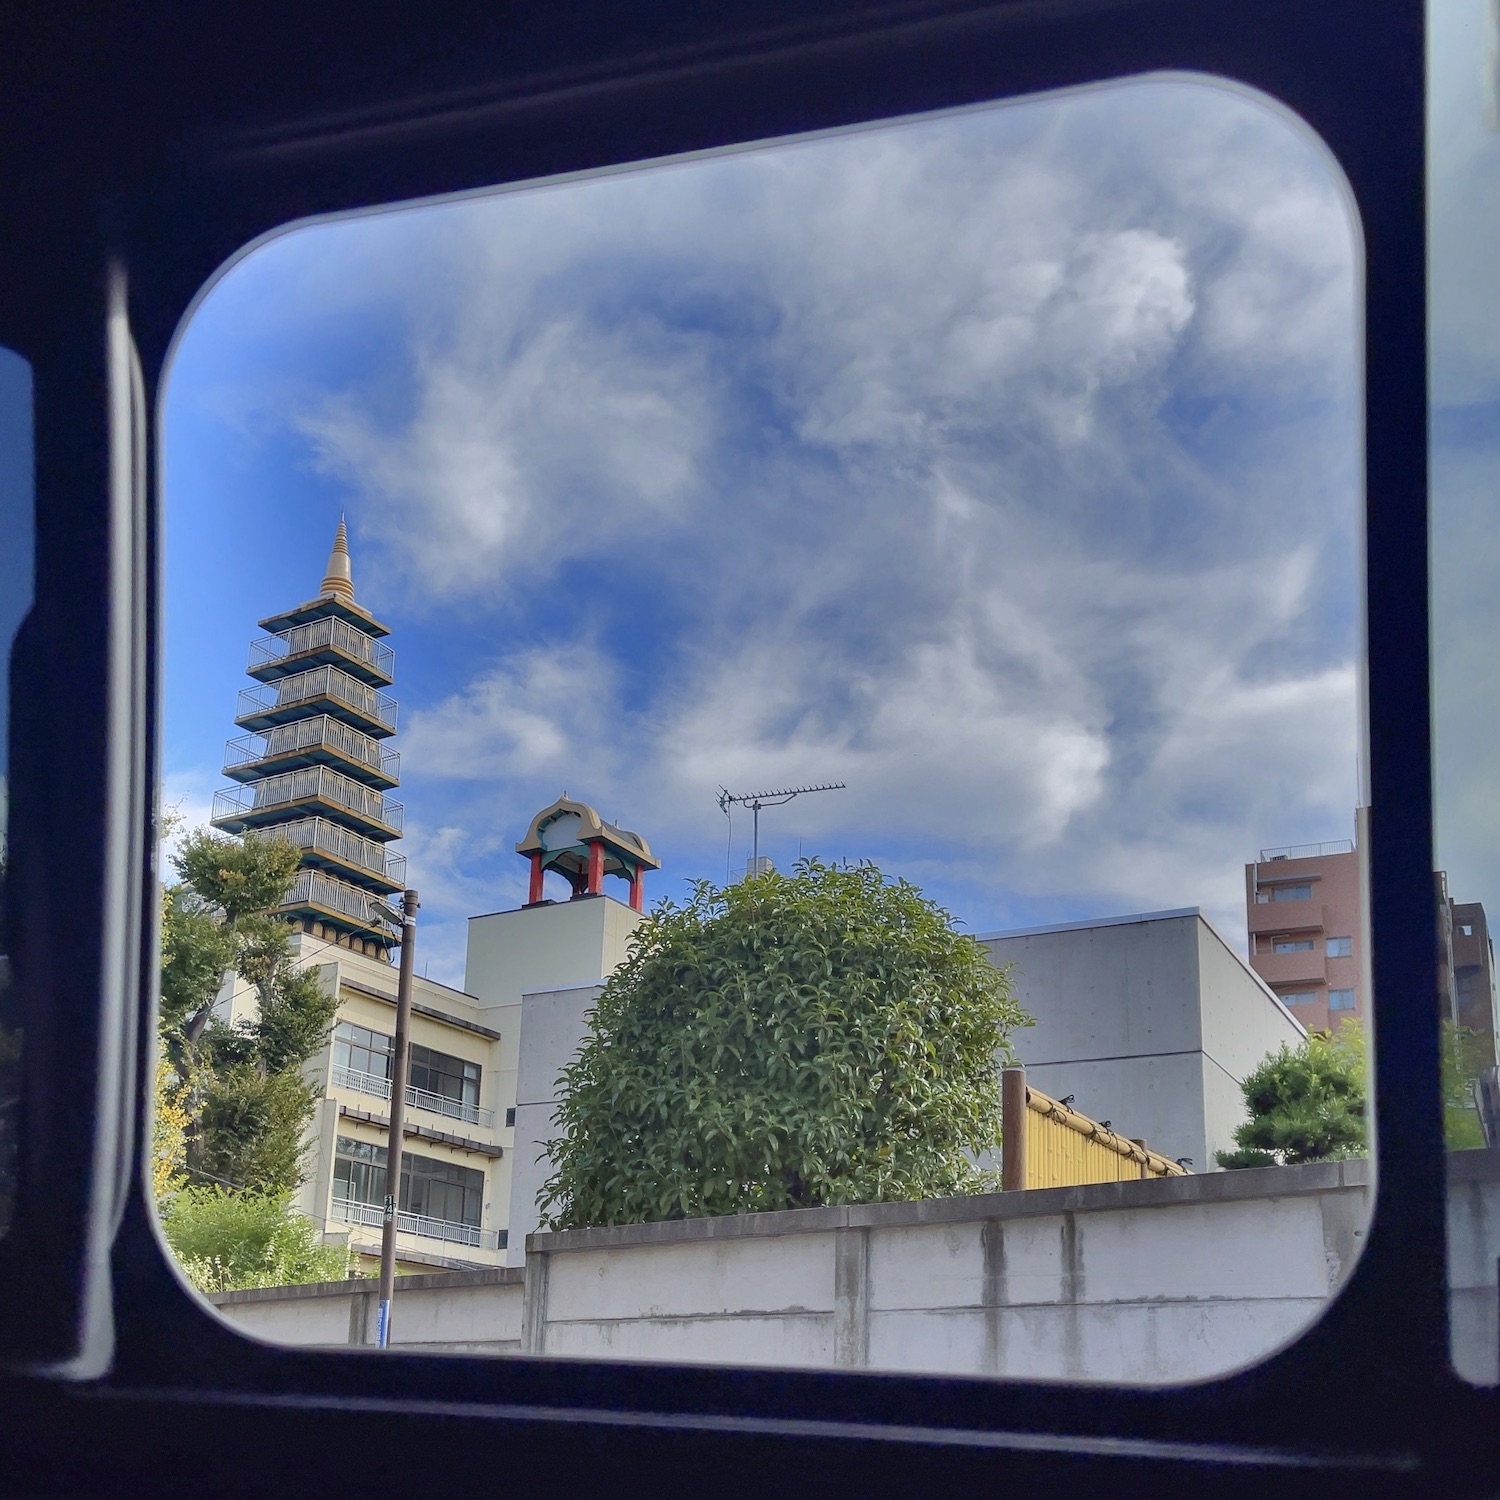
[209,1151,1500,1385]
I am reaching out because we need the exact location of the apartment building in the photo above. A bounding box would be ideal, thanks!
[1244,829,1368,1034]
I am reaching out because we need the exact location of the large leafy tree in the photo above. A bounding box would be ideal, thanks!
[538,859,1031,1229]
[160,829,340,1195]
[1216,1021,1368,1168]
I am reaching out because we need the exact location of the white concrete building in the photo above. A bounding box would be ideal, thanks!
[980,908,1307,1171]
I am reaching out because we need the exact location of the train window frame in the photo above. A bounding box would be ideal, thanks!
[0,0,1460,1493]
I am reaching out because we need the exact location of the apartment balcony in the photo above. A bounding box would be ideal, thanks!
[248,614,395,688]
[331,1196,500,1251]
[235,665,397,738]
[331,1063,495,1129]
[1251,949,1328,988]
[224,715,399,791]
[212,765,403,839]
[1247,897,1328,937]
[250,816,405,892]
[275,867,400,935]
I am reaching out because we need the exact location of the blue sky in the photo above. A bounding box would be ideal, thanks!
[161,76,1364,987]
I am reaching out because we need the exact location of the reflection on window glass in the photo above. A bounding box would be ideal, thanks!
[0,347,34,1240]
[1431,0,1500,1388]
[161,78,1368,1381]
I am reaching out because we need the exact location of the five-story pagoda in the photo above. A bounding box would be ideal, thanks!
[211,521,404,960]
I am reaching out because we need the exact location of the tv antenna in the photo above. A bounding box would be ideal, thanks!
[717,781,846,874]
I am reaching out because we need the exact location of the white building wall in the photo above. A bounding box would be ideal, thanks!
[981,910,1305,1170]
[506,981,606,1266]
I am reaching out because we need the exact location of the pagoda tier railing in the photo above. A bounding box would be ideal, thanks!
[279,867,400,932]
[224,715,399,783]
[249,615,395,683]
[247,816,406,888]
[212,765,404,836]
[236,665,397,734]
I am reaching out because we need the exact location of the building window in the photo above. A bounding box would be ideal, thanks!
[1279,991,1318,1006]
[1329,989,1356,1011]
[1327,935,1353,957]
[1273,938,1315,953]
[505,1108,516,1127]
[1460,923,1474,936]
[408,1042,481,1113]
[1269,884,1313,902]
[333,1021,391,1080]
[333,1136,485,1229]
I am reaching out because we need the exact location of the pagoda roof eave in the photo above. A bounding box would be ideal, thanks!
[259,594,391,638]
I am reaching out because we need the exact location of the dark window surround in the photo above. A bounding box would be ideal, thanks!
[0,2,1457,1495]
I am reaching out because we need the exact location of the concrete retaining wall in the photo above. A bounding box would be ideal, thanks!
[211,1151,1500,1385]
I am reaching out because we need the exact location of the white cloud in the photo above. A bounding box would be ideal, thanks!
[214,76,1362,956]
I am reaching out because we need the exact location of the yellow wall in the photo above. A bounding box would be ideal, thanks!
[1024,1086,1188,1189]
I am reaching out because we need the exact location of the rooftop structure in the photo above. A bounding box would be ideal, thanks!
[211,521,404,960]
[516,793,660,911]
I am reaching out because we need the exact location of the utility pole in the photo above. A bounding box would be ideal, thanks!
[376,888,419,1349]
[717,783,846,874]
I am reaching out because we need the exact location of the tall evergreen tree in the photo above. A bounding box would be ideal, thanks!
[160,829,339,1194]
[539,859,1032,1229]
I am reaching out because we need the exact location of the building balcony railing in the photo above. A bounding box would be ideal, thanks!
[331,1196,499,1250]
[1258,840,1354,863]
[331,1064,495,1129]
[236,665,397,736]
[212,765,403,837]
[249,615,395,686]
[224,715,399,787]
[250,816,405,889]
[280,868,399,932]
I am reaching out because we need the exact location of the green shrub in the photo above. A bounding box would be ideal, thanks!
[160,1187,352,1292]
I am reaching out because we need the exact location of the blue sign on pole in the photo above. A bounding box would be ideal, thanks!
[377,1298,392,1348]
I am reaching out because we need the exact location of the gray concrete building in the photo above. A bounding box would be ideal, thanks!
[979,908,1306,1171]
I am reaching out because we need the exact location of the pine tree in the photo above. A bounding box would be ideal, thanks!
[160,829,339,1194]
[1216,1021,1367,1168]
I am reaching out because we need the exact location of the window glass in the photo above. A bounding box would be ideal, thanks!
[0,348,34,1240]
[1327,935,1353,957]
[1328,989,1356,1012]
[161,77,1367,1381]
[1271,884,1314,902]
[333,1021,392,1079]
[1431,0,1500,1387]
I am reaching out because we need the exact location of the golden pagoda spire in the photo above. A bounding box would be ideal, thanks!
[320,516,355,603]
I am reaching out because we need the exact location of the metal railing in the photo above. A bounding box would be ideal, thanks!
[225,716,399,781]
[249,616,395,680]
[282,868,397,929]
[1258,840,1354,863]
[331,1196,499,1250]
[332,1064,494,1128]
[249,817,405,886]
[212,766,403,834]
[237,665,398,733]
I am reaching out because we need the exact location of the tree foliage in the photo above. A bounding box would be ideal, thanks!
[160,829,339,1194]
[1216,1021,1367,1169]
[160,1187,351,1293]
[1441,1023,1490,1151]
[538,859,1031,1229]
